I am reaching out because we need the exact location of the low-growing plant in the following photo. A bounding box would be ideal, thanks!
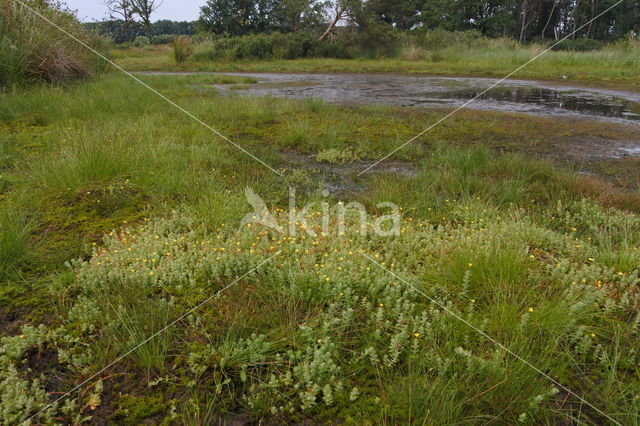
[1,71,640,424]
[316,147,361,164]
[1,202,637,423]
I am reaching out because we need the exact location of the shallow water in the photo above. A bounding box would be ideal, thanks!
[211,72,640,125]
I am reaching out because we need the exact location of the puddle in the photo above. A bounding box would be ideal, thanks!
[616,145,640,157]
[282,150,416,196]
[206,72,640,125]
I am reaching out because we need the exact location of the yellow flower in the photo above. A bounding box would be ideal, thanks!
[413,333,420,338]
[467,263,473,268]
[528,307,534,312]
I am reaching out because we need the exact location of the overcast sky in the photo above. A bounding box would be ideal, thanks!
[63,0,203,22]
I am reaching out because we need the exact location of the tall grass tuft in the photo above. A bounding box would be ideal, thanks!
[0,210,32,278]
[172,35,192,64]
[0,0,102,87]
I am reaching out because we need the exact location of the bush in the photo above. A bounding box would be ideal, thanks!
[551,38,604,51]
[0,0,102,87]
[192,32,352,61]
[133,35,150,47]
[415,29,490,50]
[172,35,192,64]
[401,41,428,61]
[191,32,215,44]
[151,34,175,45]
[614,33,640,50]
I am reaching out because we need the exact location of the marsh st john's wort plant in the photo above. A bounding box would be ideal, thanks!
[1,198,639,423]
[241,187,401,237]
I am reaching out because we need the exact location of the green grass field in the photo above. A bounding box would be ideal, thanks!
[1,66,640,424]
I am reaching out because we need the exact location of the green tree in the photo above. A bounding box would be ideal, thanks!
[271,0,327,33]
[200,0,326,35]
[130,0,163,36]
[366,0,422,30]
[199,0,268,35]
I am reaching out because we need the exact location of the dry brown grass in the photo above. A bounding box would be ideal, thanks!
[1,0,101,86]
[172,35,192,64]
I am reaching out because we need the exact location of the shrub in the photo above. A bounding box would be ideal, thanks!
[552,38,604,51]
[191,32,352,61]
[133,35,150,47]
[191,32,215,44]
[172,35,192,64]
[0,0,102,87]
[415,29,489,50]
[152,34,175,45]
[401,41,428,61]
[614,33,640,50]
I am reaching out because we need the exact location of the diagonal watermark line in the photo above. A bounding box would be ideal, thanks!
[358,0,625,176]
[13,0,283,177]
[359,252,621,425]
[23,252,280,423]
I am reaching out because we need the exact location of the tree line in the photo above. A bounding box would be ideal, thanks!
[84,19,196,44]
[93,0,639,44]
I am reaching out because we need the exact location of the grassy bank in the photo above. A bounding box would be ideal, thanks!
[0,0,104,87]
[1,73,639,424]
[113,43,640,92]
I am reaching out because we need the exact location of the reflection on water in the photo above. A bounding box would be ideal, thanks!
[210,72,640,124]
[433,86,640,121]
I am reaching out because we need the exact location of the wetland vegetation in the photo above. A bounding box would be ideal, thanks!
[1,0,640,424]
